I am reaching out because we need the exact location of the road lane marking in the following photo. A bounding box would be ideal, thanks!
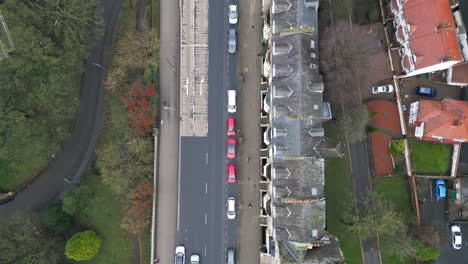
[205,152,208,164]
[205,213,207,224]
[204,244,207,256]
[205,183,208,194]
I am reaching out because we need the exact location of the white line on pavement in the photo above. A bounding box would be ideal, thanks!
[205,152,208,164]
[205,183,208,194]
[205,213,207,224]
[204,244,207,256]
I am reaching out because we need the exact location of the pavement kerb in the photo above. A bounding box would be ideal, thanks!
[150,128,159,264]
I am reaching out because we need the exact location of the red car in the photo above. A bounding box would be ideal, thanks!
[226,137,236,159]
[227,117,236,136]
[226,164,236,183]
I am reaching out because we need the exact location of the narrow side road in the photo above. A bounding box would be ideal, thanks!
[0,0,123,215]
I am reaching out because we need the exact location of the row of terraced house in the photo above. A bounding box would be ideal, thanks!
[258,0,345,263]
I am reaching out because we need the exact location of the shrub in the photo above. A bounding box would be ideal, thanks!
[367,7,379,23]
[41,202,73,234]
[390,140,405,156]
[412,239,440,261]
[62,185,92,216]
[65,230,103,261]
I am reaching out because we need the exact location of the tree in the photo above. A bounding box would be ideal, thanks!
[65,230,102,261]
[339,104,370,143]
[412,239,440,261]
[62,185,92,216]
[0,213,65,264]
[41,202,73,233]
[31,0,103,54]
[121,81,156,136]
[121,179,153,236]
[320,21,375,86]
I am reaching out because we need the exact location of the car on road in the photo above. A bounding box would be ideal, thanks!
[227,90,237,113]
[372,84,394,94]
[416,86,437,97]
[227,117,236,136]
[227,197,236,219]
[227,248,235,264]
[435,179,447,200]
[226,137,236,159]
[228,29,237,54]
[175,246,185,264]
[451,225,463,250]
[190,254,200,264]
[227,163,236,183]
[228,5,238,24]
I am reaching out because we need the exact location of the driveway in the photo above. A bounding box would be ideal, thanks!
[0,0,122,214]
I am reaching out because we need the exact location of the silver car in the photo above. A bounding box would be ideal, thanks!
[190,254,200,264]
[227,197,236,219]
[228,5,238,24]
[227,248,235,264]
[228,29,237,54]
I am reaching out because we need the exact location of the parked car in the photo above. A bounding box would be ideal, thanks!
[228,5,238,24]
[190,254,200,264]
[228,29,237,54]
[372,84,394,94]
[227,197,236,219]
[227,117,236,136]
[416,86,437,97]
[435,179,446,200]
[459,209,468,217]
[226,137,236,159]
[227,163,236,183]
[451,225,463,250]
[175,246,185,264]
[227,248,235,264]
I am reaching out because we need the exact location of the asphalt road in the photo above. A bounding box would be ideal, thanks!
[176,0,239,262]
[0,0,122,215]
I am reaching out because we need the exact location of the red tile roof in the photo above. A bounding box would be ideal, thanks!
[417,99,468,142]
[451,62,468,84]
[402,0,462,70]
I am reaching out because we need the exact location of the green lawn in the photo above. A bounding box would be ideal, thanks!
[409,140,450,173]
[375,176,414,264]
[79,175,133,264]
[324,122,363,264]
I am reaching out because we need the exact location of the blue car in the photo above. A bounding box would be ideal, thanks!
[435,179,446,200]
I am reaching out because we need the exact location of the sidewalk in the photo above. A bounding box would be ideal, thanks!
[236,0,263,262]
[154,0,180,262]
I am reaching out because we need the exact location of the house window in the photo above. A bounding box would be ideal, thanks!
[310,40,315,49]
[310,64,318,70]
[312,229,318,237]
[311,188,317,195]
[310,52,316,58]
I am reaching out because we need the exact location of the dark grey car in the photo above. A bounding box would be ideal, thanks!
[228,29,236,54]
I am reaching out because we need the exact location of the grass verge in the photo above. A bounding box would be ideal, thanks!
[324,122,363,264]
[375,176,413,264]
[409,140,450,174]
[79,174,133,264]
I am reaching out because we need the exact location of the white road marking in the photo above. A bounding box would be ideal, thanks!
[204,244,207,256]
[205,152,208,164]
[205,183,208,194]
[205,213,207,224]
[185,77,189,95]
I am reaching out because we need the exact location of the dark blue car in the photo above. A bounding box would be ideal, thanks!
[416,86,437,97]
[435,179,446,200]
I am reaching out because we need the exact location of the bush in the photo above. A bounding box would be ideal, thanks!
[367,7,379,23]
[390,140,405,156]
[65,230,103,261]
[412,239,440,261]
[62,185,92,216]
[41,202,73,234]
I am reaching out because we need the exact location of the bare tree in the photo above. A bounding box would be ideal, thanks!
[320,21,375,87]
[339,104,370,143]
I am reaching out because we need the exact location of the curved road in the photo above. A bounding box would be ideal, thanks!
[0,0,123,215]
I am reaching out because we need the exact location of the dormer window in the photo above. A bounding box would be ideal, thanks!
[310,40,315,49]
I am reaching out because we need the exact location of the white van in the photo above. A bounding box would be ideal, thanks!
[227,90,236,113]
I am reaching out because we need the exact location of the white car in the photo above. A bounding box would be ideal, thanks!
[190,254,200,264]
[175,246,185,264]
[372,84,394,94]
[227,197,236,219]
[228,5,238,24]
[451,225,463,250]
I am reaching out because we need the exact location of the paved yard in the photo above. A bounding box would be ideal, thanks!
[367,100,402,176]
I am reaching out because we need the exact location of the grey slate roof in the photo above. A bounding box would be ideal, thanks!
[271,0,318,34]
